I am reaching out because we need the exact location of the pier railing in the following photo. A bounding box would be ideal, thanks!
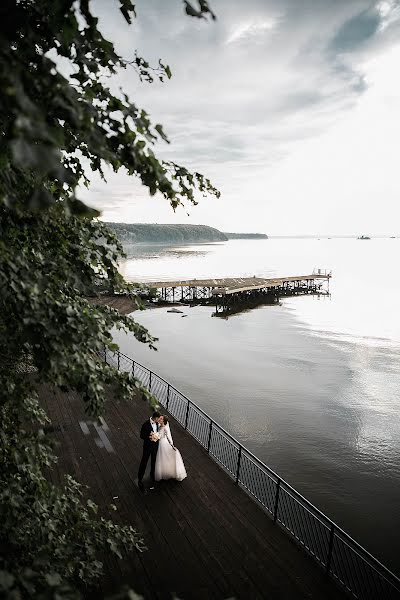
[104,348,400,600]
[312,267,332,277]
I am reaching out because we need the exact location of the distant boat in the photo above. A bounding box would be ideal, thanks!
[357,235,371,240]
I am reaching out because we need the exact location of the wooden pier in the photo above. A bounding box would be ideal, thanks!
[138,271,331,316]
[39,383,344,600]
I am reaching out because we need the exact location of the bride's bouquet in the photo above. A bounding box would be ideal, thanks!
[150,431,160,442]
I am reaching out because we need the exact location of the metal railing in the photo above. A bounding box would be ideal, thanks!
[104,348,400,600]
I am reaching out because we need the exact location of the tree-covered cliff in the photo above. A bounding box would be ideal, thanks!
[224,232,268,239]
[105,222,228,243]
[105,223,268,243]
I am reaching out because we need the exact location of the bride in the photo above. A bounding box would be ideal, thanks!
[155,415,187,482]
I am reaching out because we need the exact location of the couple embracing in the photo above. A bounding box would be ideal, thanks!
[138,411,187,490]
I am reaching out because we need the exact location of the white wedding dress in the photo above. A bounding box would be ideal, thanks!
[155,423,187,482]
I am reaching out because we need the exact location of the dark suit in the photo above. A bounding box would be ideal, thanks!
[138,419,159,482]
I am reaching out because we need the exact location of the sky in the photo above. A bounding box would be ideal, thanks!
[79,0,400,236]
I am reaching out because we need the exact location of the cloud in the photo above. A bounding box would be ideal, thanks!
[77,0,400,234]
[225,18,280,45]
[377,0,400,30]
[329,6,381,54]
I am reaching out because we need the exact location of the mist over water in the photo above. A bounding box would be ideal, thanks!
[115,238,400,573]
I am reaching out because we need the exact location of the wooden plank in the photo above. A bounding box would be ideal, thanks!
[137,274,330,290]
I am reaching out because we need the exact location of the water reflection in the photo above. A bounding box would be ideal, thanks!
[121,242,213,264]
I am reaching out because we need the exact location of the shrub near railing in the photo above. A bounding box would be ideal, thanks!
[105,348,400,600]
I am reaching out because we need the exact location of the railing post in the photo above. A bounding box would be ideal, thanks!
[326,524,335,574]
[235,446,242,484]
[104,347,107,363]
[207,421,212,453]
[166,384,170,410]
[117,352,120,371]
[185,401,190,429]
[273,479,281,522]
[149,371,152,392]
[132,361,135,376]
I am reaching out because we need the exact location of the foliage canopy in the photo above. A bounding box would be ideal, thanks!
[0,1,217,597]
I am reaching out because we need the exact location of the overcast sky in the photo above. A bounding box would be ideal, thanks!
[79,0,400,235]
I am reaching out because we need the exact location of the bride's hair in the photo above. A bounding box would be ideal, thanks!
[162,415,169,426]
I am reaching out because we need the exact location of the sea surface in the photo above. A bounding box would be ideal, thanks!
[113,238,400,573]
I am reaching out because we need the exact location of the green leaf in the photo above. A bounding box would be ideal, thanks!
[29,187,55,210]
[87,499,98,513]
[10,139,60,173]
[45,573,62,587]
[0,571,15,591]
[119,0,136,23]
[67,198,101,219]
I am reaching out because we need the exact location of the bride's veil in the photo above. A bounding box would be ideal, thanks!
[166,422,173,445]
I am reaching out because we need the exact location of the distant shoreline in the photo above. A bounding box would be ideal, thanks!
[105,222,268,244]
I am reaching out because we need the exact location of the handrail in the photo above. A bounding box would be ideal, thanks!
[117,350,245,442]
[105,347,400,599]
[312,267,332,277]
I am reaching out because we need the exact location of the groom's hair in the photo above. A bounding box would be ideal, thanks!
[152,411,161,419]
[162,415,169,425]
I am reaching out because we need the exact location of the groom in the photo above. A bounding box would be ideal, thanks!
[138,411,161,490]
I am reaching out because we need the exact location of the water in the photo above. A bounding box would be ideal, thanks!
[114,238,400,573]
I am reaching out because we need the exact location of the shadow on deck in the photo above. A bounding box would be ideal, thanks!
[39,386,345,600]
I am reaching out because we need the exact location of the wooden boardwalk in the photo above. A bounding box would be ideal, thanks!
[138,274,330,294]
[40,386,344,600]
